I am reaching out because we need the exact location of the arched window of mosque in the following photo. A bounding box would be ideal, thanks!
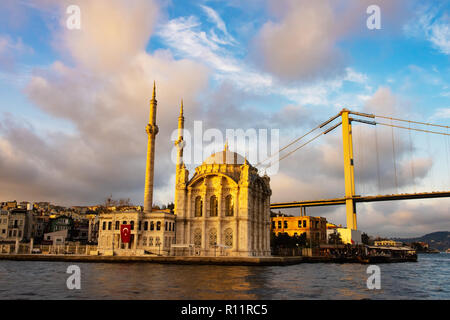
[195,196,203,217]
[150,221,154,231]
[225,195,234,216]
[149,237,153,246]
[210,195,218,217]
[224,228,233,247]
[143,236,147,246]
[193,228,202,246]
[156,221,161,231]
[130,221,134,230]
[144,221,148,231]
[209,228,217,246]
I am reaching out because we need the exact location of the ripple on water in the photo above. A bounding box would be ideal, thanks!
[0,254,449,299]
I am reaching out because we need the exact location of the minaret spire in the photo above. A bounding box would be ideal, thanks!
[144,81,159,212]
[175,99,185,169]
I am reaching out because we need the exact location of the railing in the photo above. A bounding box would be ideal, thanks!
[0,243,98,255]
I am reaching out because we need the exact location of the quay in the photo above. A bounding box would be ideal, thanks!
[0,253,416,266]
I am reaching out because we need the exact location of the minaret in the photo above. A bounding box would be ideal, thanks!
[144,81,159,212]
[175,99,185,170]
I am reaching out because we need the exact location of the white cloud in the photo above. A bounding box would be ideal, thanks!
[433,108,450,119]
[404,6,450,55]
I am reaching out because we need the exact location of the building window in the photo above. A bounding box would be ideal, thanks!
[195,196,203,217]
[165,222,168,231]
[108,222,112,230]
[102,222,106,230]
[272,221,275,229]
[284,221,288,228]
[224,228,233,247]
[156,221,161,231]
[209,228,217,246]
[143,236,147,246]
[18,231,22,237]
[225,195,233,216]
[149,237,154,246]
[122,221,127,225]
[130,221,134,230]
[155,237,160,246]
[150,221,155,231]
[278,221,281,228]
[193,228,202,247]
[115,221,120,230]
[139,221,142,231]
[303,220,307,228]
[144,221,148,231]
[210,195,218,217]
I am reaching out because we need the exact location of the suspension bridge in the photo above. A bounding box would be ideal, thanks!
[259,109,450,232]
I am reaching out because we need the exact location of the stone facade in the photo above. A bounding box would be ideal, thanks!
[174,103,272,257]
[97,210,175,255]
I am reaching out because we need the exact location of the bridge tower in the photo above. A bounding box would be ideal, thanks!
[341,109,357,230]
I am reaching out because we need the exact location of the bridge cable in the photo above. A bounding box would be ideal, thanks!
[446,127,450,188]
[374,125,382,194]
[408,121,416,193]
[255,124,322,168]
[425,124,433,191]
[360,125,366,195]
[375,122,450,136]
[263,131,325,168]
[391,119,399,193]
[374,114,450,130]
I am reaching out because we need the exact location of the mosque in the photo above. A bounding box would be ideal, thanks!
[97,83,272,257]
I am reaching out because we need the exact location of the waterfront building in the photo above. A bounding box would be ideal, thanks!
[271,215,327,244]
[97,83,176,255]
[30,215,50,242]
[43,229,68,245]
[374,240,403,247]
[0,209,33,242]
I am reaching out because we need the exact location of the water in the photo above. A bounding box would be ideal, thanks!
[0,253,448,299]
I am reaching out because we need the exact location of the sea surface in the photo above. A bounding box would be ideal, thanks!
[0,253,448,300]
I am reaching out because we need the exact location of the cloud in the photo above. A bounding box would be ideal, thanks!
[252,0,412,82]
[433,108,450,119]
[252,0,343,82]
[0,34,33,72]
[404,4,450,55]
[0,0,209,206]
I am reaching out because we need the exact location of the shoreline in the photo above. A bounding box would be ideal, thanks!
[0,254,416,266]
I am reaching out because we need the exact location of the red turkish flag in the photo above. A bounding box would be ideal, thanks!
[120,224,132,243]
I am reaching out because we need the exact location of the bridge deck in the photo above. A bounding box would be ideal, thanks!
[270,191,450,209]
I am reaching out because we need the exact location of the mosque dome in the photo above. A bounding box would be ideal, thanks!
[203,143,246,165]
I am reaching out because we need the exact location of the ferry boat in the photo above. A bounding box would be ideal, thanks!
[364,245,417,263]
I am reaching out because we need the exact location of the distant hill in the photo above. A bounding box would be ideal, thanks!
[394,231,450,251]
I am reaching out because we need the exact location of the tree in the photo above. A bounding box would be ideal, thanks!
[328,231,343,245]
[361,233,370,245]
[271,232,307,249]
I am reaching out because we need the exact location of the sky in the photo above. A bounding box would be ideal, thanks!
[0,0,449,237]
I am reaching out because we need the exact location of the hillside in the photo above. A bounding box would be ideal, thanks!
[394,231,450,251]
